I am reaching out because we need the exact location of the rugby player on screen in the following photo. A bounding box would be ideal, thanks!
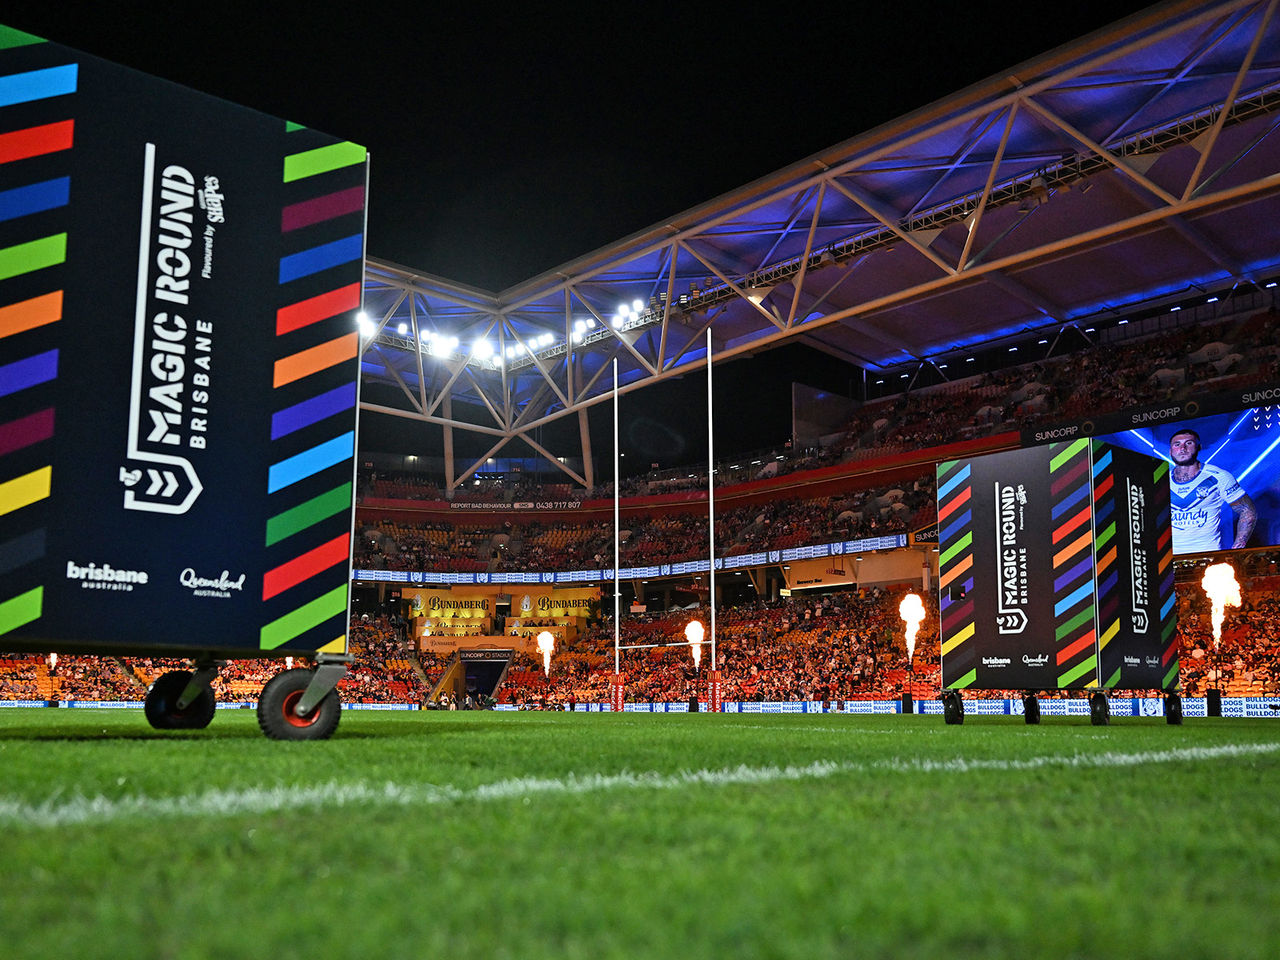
[1169,428,1256,552]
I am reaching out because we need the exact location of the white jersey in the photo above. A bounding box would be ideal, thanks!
[1170,462,1245,553]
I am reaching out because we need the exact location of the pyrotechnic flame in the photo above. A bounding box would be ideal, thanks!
[899,592,925,662]
[1200,563,1241,650]
[536,631,555,676]
[685,620,705,671]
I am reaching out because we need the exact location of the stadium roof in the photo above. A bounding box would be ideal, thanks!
[359,0,1280,490]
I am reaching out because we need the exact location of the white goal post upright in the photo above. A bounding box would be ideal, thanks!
[610,358,626,712]
[706,328,716,674]
[613,356,621,676]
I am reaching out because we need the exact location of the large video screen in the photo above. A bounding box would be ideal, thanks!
[1100,406,1280,555]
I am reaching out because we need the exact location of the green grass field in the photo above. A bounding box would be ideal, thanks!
[1,709,1278,959]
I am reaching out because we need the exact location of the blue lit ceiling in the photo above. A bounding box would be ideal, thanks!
[358,0,1280,483]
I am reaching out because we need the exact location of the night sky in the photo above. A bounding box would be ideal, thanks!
[6,2,1157,469]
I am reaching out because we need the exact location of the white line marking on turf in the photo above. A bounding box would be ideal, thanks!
[735,724,898,734]
[1,742,1275,829]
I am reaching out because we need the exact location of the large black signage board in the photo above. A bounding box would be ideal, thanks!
[937,441,1175,692]
[0,26,366,657]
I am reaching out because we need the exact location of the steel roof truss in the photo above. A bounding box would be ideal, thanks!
[568,286,659,377]
[1021,96,1181,204]
[957,104,1020,272]
[1184,0,1279,199]
[676,239,787,332]
[786,181,827,327]
[827,177,958,276]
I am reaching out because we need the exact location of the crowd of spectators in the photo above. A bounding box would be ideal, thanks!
[352,473,938,574]
[493,573,1280,706]
[2,564,1278,706]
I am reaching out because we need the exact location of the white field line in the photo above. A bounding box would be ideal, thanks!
[1,742,1276,830]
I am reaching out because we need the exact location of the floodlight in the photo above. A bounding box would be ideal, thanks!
[472,339,493,360]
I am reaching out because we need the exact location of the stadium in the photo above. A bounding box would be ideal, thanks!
[3,2,1280,956]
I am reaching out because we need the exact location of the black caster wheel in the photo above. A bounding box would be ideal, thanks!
[1089,691,1110,726]
[144,670,216,730]
[942,690,964,725]
[1022,694,1040,724]
[257,668,341,741]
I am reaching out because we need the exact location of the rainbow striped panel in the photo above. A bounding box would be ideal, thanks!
[937,459,977,688]
[1048,439,1098,688]
[259,128,366,652]
[1092,444,1122,687]
[1092,444,1176,691]
[1154,461,1178,690]
[0,27,69,638]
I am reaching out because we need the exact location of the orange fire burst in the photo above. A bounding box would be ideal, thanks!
[684,620,705,671]
[899,592,925,661]
[1200,562,1241,650]
[536,631,555,676]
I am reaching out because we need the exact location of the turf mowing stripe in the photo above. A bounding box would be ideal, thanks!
[4,743,1276,830]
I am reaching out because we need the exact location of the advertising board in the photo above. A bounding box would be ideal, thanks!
[1,27,366,656]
